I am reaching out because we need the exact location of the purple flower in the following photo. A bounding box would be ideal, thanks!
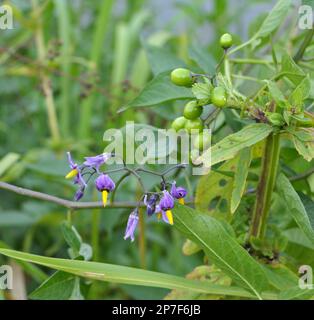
[144,194,159,216]
[74,187,85,201]
[95,174,115,192]
[83,153,111,172]
[158,191,174,225]
[170,181,187,204]
[66,152,86,184]
[155,205,172,225]
[124,210,139,242]
[159,190,174,211]
[95,174,115,207]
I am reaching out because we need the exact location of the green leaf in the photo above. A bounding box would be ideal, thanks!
[280,53,305,86]
[145,44,185,75]
[195,157,237,215]
[289,76,311,109]
[277,173,314,246]
[231,148,252,214]
[61,221,82,256]
[0,211,35,227]
[254,0,292,39]
[279,286,314,300]
[119,71,194,112]
[0,248,260,299]
[192,82,212,102]
[188,45,215,74]
[265,80,286,108]
[172,205,270,299]
[290,128,314,162]
[0,153,20,177]
[197,123,273,166]
[30,271,76,300]
[262,264,298,292]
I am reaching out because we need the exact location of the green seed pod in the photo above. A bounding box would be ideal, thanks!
[220,33,233,49]
[183,101,203,120]
[184,118,204,133]
[170,68,193,87]
[212,86,227,108]
[171,116,187,131]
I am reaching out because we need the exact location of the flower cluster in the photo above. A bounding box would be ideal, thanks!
[65,152,187,243]
[65,151,115,207]
[124,181,187,241]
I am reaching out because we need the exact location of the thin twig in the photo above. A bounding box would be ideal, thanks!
[0,181,144,210]
[0,181,193,210]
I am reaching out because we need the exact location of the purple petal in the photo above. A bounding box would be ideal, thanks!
[159,190,174,211]
[161,211,170,224]
[170,182,187,199]
[83,153,111,171]
[73,171,87,187]
[67,151,77,169]
[74,188,85,201]
[95,174,115,192]
[124,211,139,242]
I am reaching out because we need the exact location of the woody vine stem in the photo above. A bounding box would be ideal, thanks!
[248,28,314,241]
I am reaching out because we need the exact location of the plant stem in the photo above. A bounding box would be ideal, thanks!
[55,0,71,137]
[78,0,114,139]
[230,58,273,65]
[294,27,314,63]
[32,0,61,143]
[249,132,280,239]
[138,207,146,269]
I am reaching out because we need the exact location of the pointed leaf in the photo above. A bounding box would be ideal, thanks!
[197,123,273,166]
[0,248,259,299]
[277,173,314,246]
[172,205,270,299]
[255,0,292,39]
[119,71,194,112]
[231,148,252,213]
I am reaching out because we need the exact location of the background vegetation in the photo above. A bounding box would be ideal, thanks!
[0,0,313,300]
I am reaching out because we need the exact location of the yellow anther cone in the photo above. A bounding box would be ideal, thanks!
[65,168,78,179]
[165,210,174,225]
[178,198,185,205]
[102,190,108,207]
[157,212,162,220]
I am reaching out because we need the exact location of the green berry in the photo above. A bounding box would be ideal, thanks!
[212,86,227,108]
[183,101,203,120]
[184,118,204,133]
[220,33,233,49]
[171,68,193,87]
[193,132,211,150]
[171,116,187,131]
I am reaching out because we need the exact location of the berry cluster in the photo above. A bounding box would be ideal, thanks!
[65,152,187,242]
[169,33,233,150]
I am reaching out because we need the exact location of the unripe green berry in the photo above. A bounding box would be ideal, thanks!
[170,68,193,87]
[171,116,187,131]
[220,33,233,49]
[212,86,227,108]
[184,118,204,133]
[183,101,203,120]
